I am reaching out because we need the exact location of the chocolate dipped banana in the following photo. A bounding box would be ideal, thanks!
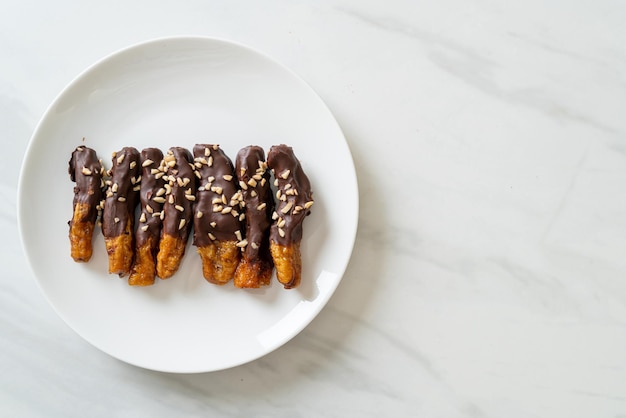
[68,146,104,262]
[192,144,243,285]
[267,145,314,289]
[233,146,274,288]
[155,147,196,279]
[102,147,141,276]
[128,148,165,286]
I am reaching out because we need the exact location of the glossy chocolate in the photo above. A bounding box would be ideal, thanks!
[68,146,104,223]
[267,145,313,246]
[192,144,242,247]
[135,148,165,247]
[161,147,196,240]
[235,146,274,259]
[102,147,141,237]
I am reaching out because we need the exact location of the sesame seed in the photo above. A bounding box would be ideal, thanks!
[239,180,248,190]
[178,219,186,230]
[81,167,92,176]
[146,205,153,213]
[175,205,184,212]
[236,239,248,248]
[153,196,166,203]
[129,161,137,170]
[235,230,242,241]
[156,188,166,197]
[197,211,203,218]
[278,228,285,238]
[139,213,147,223]
[185,194,196,201]
[223,174,233,181]
[210,221,216,227]
[281,201,293,213]
[257,203,266,211]
[114,217,120,223]
[221,207,232,214]
[304,201,314,209]
[208,233,216,240]
[142,159,154,167]
[141,225,149,232]
[117,154,125,165]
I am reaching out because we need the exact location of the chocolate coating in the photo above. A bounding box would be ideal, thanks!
[267,145,313,246]
[68,146,104,223]
[235,146,274,259]
[192,144,242,247]
[102,147,141,238]
[161,147,195,241]
[135,148,164,247]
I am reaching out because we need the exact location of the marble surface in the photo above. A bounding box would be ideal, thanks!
[2,0,625,416]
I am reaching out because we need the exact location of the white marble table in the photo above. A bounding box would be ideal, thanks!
[2,1,625,416]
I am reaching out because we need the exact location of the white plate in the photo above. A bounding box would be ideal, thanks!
[17,37,358,373]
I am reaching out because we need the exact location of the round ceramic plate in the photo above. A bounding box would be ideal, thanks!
[17,37,358,373]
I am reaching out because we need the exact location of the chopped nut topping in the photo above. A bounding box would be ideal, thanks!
[210,221,217,227]
[197,211,203,218]
[221,207,232,214]
[235,230,242,241]
[142,159,154,167]
[239,180,248,190]
[281,201,293,213]
[236,239,248,248]
[141,225,149,232]
[117,196,126,202]
[223,174,233,181]
[117,154,125,165]
[146,205,153,214]
[280,169,290,179]
[178,219,186,230]
[278,228,285,238]
[81,167,92,176]
[156,188,166,197]
[129,161,136,170]
[257,203,266,211]
[185,194,196,201]
[175,205,184,212]
[304,201,314,209]
[114,217,120,223]
[208,232,216,240]
[153,196,166,203]
[139,213,147,223]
